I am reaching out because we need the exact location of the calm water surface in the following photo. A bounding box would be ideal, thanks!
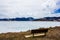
[0,21,60,33]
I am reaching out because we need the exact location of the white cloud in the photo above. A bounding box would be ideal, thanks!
[0,0,60,18]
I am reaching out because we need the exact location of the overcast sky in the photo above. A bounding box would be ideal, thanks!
[0,0,60,18]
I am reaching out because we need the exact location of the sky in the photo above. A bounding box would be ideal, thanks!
[0,0,60,18]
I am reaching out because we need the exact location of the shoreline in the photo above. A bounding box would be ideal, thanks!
[0,26,59,34]
[0,26,60,40]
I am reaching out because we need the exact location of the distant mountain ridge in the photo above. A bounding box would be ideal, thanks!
[0,17,60,21]
[34,17,60,21]
[0,17,34,21]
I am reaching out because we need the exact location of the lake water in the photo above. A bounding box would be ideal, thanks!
[0,21,60,33]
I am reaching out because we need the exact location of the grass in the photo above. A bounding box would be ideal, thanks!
[0,26,60,40]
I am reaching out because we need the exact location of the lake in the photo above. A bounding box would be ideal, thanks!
[0,21,60,33]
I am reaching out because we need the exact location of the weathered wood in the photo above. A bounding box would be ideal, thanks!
[31,28,48,37]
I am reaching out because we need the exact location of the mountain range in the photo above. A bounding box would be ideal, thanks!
[0,17,34,21]
[0,17,60,21]
[34,17,60,21]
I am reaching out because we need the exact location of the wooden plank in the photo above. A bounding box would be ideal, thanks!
[31,29,48,34]
[24,33,45,38]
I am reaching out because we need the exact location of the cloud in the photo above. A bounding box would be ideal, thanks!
[0,0,60,18]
